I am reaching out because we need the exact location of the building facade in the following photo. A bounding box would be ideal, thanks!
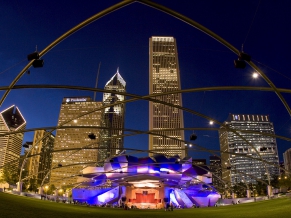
[192,159,207,166]
[0,105,26,177]
[209,156,223,191]
[219,114,279,185]
[149,36,185,158]
[98,70,126,163]
[26,130,55,185]
[283,148,291,175]
[50,97,102,188]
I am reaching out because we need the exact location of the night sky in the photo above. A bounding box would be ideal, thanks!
[1,0,291,162]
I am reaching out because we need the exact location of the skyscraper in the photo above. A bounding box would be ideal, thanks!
[26,130,55,185]
[98,69,126,163]
[149,36,185,158]
[50,97,102,188]
[0,105,26,175]
[219,114,279,185]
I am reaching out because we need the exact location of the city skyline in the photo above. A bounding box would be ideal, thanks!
[0,1,291,163]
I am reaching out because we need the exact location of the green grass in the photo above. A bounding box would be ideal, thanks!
[0,192,290,218]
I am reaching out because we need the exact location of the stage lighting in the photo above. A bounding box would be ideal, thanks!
[190,133,197,141]
[234,60,246,69]
[239,52,251,62]
[88,133,96,140]
[32,59,44,68]
[27,52,39,61]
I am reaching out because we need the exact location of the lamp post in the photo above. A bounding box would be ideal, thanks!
[59,189,63,197]
[45,185,48,200]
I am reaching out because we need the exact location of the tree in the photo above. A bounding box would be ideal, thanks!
[46,184,56,195]
[278,174,291,192]
[248,183,257,197]
[1,167,19,185]
[27,178,38,192]
[270,175,280,189]
[0,172,6,184]
[232,182,246,198]
[256,181,267,196]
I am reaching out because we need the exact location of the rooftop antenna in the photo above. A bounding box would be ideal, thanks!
[93,62,101,101]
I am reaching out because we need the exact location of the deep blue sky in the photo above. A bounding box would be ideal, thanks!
[1,0,291,162]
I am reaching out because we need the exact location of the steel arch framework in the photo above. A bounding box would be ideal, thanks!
[0,0,289,193]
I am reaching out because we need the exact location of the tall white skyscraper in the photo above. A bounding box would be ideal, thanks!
[50,97,102,188]
[149,36,185,158]
[219,114,279,185]
[98,69,126,162]
[0,105,26,175]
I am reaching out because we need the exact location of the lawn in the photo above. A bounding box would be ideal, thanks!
[0,192,290,218]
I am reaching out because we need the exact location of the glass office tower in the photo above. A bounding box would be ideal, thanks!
[50,97,102,188]
[219,114,279,185]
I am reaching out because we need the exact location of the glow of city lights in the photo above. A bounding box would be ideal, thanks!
[252,72,259,78]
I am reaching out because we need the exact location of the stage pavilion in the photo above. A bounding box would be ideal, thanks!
[72,154,220,208]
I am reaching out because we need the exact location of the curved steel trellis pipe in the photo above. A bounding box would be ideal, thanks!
[1,84,291,94]
[2,125,291,145]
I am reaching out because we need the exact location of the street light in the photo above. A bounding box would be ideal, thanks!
[59,189,63,199]
[45,185,48,200]
[252,72,259,78]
